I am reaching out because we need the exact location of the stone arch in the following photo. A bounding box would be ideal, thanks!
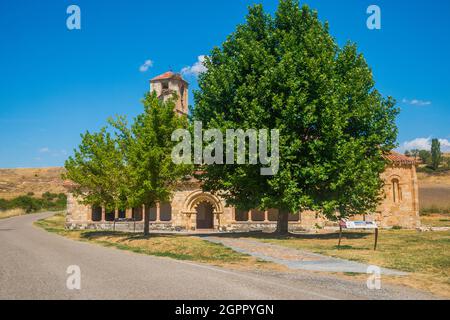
[182,190,224,214]
[181,190,224,230]
[388,174,402,204]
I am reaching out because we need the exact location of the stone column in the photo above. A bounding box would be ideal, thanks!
[115,209,118,220]
[142,205,145,222]
[264,210,269,222]
[156,202,161,222]
[101,207,106,222]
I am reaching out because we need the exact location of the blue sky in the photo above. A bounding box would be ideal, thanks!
[0,0,449,168]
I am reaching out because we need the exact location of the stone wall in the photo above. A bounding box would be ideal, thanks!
[65,163,421,231]
[375,163,420,228]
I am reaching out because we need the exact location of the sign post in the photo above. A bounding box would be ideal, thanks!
[338,220,379,251]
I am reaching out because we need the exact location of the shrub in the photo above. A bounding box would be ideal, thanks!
[0,193,67,213]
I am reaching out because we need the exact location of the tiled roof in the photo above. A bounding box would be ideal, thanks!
[385,151,416,165]
[150,71,187,83]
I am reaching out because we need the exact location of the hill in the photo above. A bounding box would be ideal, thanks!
[0,167,66,200]
[1,165,449,213]
[418,170,450,213]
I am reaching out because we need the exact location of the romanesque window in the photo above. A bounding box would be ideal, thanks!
[288,212,300,222]
[105,210,115,222]
[118,209,126,219]
[147,206,157,222]
[160,202,172,221]
[251,209,265,222]
[91,206,102,222]
[235,209,249,222]
[132,207,143,221]
[392,179,401,203]
[268,209,278,222]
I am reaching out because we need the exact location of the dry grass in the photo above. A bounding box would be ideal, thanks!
[0,208,25,220]
[35,214,285,272]
[421,213,450,228]
[0,167,66,200]
[419,186,450,213]
[418,167,450,214]
[247,230,450,298]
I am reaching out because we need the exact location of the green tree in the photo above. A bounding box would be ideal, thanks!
[404,150,411,157]
[193,0,398,233]
[431,139,442,170]
[112,92,191,235]
[419,150,432,165]
[66,92,191,235]
[410,149,420,160]
[64,126,129,213]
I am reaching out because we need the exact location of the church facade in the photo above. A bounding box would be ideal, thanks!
[64,72,421,232]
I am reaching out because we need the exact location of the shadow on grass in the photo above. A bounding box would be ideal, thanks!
[79,229,372,244]
[80,230,184,242]
[197,231,372,241]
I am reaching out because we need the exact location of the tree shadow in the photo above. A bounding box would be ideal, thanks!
[80,230,182,242]
[196,230,372,241]
[80,229,372,243]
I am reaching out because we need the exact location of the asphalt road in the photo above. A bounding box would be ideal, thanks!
[0,213,438,300]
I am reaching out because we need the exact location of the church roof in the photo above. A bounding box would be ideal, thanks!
[385,151,416,165]
[150,71,187,83]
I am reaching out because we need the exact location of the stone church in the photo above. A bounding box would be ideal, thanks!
[65,72,421,232]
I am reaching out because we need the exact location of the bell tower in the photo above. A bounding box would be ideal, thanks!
[150,71,189,116]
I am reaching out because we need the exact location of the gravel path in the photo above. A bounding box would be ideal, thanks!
[0,213,438,300]
[202,237,407,275]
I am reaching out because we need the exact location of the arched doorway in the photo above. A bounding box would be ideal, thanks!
[196,201,215,229]
[182,190,224,231]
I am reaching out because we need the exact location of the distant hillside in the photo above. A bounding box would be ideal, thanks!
[0,167,66,200]
[418,168,450,213]
[0,165,449,213]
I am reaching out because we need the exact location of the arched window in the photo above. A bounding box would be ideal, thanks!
[268,209,278,222]
[288,212,300,222]
[132,207,143,221]
[91,206,102,222]
[118,209,126,219]
[147,206,157,222]
[105,210,115,222]
[250,209,265,222]
[160,202,172,222]
[235,209,249,222]
[392,179,401,203]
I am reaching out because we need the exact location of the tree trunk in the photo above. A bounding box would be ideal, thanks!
[276,209,289,234]
[143,207,150,236]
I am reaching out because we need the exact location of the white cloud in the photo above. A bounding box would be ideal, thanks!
[139,59,153,72]
[400,137,450,152]
[401,98,432,107]
[39,147,50,153]
[181,55,207,77]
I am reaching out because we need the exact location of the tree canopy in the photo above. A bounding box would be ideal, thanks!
[193,0,399,232]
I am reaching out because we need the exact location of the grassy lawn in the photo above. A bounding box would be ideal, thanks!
[35,214,283,272]
[246,229,450,298]
[421,213,450,227]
